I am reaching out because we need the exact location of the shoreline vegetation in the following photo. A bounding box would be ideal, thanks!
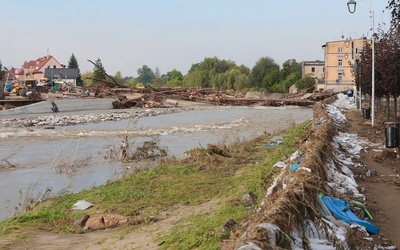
[0,112,312,249]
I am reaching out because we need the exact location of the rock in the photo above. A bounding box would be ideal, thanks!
[84,214,130,230]
[84,215,105,230]
[220,219,237,236]
[241,192,257,206]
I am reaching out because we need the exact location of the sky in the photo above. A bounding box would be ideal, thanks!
[0,0,391,77]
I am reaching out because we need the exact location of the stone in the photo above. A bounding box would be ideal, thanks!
[241,192,257,206]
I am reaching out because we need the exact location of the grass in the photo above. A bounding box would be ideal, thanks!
[0,120,312,249]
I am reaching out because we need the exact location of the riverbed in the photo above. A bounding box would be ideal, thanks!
[0,105,312,220]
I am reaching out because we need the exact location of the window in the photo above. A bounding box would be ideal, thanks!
[338,48,343,53]
[338,59,343,67]
[338,72,344,81]
[311,67,315,73]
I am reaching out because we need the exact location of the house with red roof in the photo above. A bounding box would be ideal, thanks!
[19,55,64,82]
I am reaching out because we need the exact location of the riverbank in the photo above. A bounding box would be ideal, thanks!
[0,110,312,249]
[0,94,398,249]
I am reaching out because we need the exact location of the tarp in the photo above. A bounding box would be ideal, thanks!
[322,196,379,235]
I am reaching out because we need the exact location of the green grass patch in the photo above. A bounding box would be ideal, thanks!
[0,120,312,249]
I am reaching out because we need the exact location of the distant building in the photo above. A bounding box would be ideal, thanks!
[302,61,325,80]
[301,61,325,91]
[44,68,80,87]
[320,38,367,92]
[5,55,64,83]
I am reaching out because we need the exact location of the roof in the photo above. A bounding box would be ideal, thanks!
[21,55,62,71]
[36,55,62,70]
[44,68,80,79]
[302,61,325,66]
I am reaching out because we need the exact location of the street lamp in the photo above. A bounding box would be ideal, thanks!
[347,0,357,13]
[347,0,375,127]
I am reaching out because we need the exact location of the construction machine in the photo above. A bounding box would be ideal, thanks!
[3,67,41,99]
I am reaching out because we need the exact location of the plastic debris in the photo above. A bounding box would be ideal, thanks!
[72,200,94,210]
[273,161,286,168]
[264,136,284,148]
[289,163,301,172]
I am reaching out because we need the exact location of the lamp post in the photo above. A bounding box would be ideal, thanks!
[347,0,375,127]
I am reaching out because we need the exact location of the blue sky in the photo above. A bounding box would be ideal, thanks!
[0,0,391,77]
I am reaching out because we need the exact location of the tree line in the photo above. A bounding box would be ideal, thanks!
[353,0,400,120]
[78,56,316,93]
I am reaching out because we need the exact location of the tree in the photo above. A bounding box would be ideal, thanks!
[166,69,183,86]
[154,67,161,86]
[281,59,300,79]
[137,65,154,85]
[92,58,106,84]
[250,57,280,89]
[68,53,83,86]
[68,53,79,69]
[114,71,123,85]
[295,76,316,92]
[183,57,240,88]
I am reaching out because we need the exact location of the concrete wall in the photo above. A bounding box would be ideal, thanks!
[0,98,118,116]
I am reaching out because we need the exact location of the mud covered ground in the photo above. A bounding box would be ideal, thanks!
[344,109,400,247]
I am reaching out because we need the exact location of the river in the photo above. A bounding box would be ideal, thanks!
[0,105,312,220]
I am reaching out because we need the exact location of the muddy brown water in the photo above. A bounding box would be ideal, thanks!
[0,105,312,221]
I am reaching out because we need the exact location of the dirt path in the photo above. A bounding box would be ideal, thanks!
[345,109,400,247]
[0,199,222,249]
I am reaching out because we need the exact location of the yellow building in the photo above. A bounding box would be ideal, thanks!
[319,38,367,92]
[301,61,325,87]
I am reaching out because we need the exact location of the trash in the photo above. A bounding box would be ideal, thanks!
[264,136,283,148]
[72,200,94,210]
[298,167,312,173]
[273,161,286,168]
[321,196,379,235]
[289,163,301,172]
[50,99,59,112]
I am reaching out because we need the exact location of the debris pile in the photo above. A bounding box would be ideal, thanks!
[227,94,395,249]
[0,108,181,128]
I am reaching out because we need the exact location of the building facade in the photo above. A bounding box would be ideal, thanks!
[4,55,64,83]
[319,38,367,92]
[44,68,80,87]
[301,61,325,90]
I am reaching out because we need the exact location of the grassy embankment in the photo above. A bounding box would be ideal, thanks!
[0,120,312,249]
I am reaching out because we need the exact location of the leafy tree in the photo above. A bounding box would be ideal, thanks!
[183,57,245,89]
[68,53,79,69]
[80,71,94,87]
[262,69,281,89]
[166,69,183,86]
[114,71,123,85]
[281,59,300,79]
[282,71,302,91]
[137,65,154,85]
[250,57,280,89]
[125,77,136,87]
[92,58,106,84]
[295,76,316,92]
